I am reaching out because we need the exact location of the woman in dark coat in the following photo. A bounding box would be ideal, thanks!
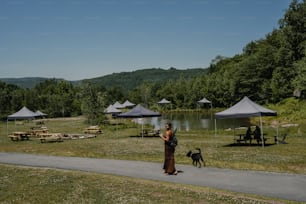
[159,122,177,175]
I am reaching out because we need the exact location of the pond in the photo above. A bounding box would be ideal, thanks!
[140,112,252,131]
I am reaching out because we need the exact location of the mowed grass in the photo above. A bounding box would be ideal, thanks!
[0,165,297,204]
[0,117,305,203]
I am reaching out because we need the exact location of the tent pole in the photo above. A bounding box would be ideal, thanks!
[276,117,279,144]
[234,121,236,141]
[210,103,213,120]
[260,116,264,148]
[142,118,144,139]
[170,104,172,120]
[116,118,118,137]
[197,103,199,120]
[214,119,217,137]
[6,119,8,136]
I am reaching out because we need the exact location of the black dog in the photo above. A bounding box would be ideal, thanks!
[186,148,205,168]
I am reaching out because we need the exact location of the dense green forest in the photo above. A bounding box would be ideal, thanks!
[1,0,305,122]
[83,67,207,91]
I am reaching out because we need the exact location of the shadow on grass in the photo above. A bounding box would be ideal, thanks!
[129,135,159,138]
[223,143,276,147]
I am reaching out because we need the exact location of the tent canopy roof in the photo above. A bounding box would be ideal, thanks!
[122,100,135,107]
[117,104,161,118]
[215,96,277,119]
[198,98,211,104]
[157,98,171,104]
[8,106,37,120]
[113,101,125,109]
[35,110,47,117]
[104,105,122,114]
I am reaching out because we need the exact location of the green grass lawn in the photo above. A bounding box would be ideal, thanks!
[1,117,305,203]
[1,164,296,204]
[1,117,305,174]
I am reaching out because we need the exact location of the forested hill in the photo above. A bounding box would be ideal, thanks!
[0,68,207,90]
[0,77,59,89]
[82,68,207,91]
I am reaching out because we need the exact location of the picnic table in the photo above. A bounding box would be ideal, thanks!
[39,133,63,143]
[29,126,48,137]
[255,134,268,145]
[235,134,252,144]
[83,126,102,134]
[8,131,30,141]
[235,133,268,145]
[139,129,160,137]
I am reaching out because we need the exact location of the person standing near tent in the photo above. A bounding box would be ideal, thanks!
[253,126,261,144]
[159,122,177,175]
[245,126,252,140]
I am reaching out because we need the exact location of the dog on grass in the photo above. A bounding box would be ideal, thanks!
[186,148,205,168]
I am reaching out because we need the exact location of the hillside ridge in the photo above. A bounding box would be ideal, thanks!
[0,67,207,89]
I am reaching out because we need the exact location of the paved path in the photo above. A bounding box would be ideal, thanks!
[1,152,306,202]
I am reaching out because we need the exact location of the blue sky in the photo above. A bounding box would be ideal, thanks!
[0,0,291,80]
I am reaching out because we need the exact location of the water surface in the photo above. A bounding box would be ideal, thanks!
[141,112,251,131]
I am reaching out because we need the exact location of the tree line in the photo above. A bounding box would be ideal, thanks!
[1,0,305,123]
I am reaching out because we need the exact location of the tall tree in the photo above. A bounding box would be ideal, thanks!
[279,0,306,61]
[80,82,107,124]
[292,57,306,97]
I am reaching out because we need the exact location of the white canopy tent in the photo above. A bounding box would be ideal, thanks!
[158,98,171,104]
[34,110,47,117]
[198,97,211,104]
[157,98,172,120]
[113,101,125,109]
[117,104,161,138]
[214,96,277,147]
[104,105,122,114]
[7,106,37,135]
[122,100,135,108]
[197,97,212,119]
[104,105,122,135]
[7,106,37,120]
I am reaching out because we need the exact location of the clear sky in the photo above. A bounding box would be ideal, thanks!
[0,0,292,80]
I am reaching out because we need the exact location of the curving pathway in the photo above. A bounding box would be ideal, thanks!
[1,152,306,202]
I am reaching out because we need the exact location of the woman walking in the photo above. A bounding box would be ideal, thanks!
[159,122,177,175]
